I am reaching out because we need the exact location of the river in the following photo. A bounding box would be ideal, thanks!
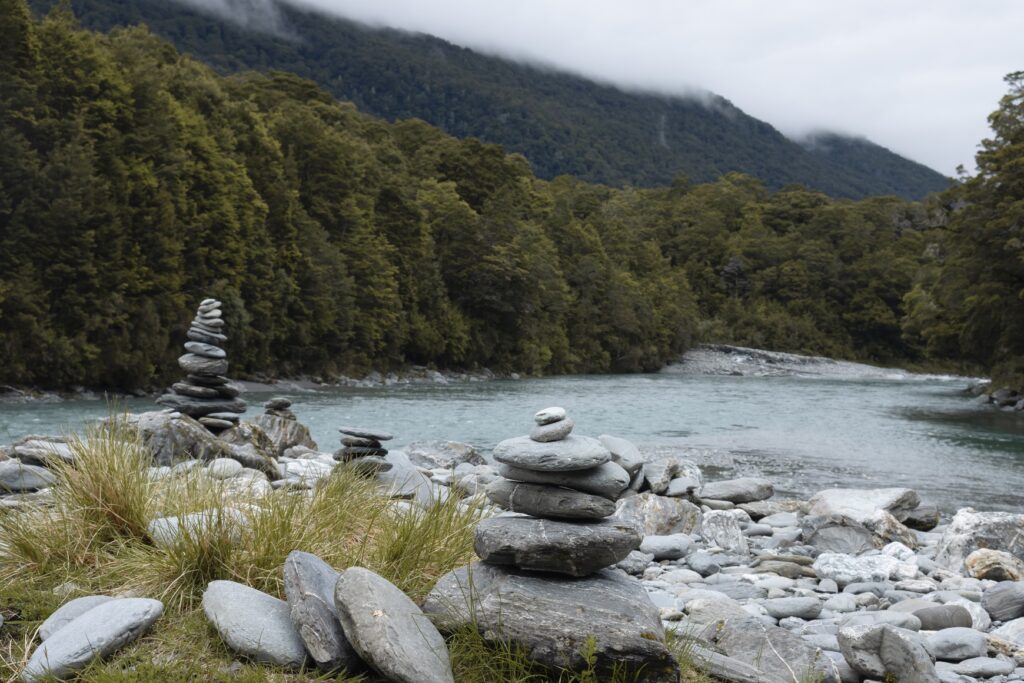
[2,347,1023,514]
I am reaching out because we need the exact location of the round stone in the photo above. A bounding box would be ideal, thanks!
[492,435,611,472]
[338,427,394,441]
[533,407,567,425]
[184,341,226,359]
[530,417,574,442]
[485,478,616,520]
[474,516,641,576]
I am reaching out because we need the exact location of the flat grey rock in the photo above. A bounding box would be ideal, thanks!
[335,567,453,683]
[942,656,1016,677]
[183,341,226,359]
[177,353,228,376]
[424,563,677,682]
[485,478,615,520]
[474,516,641,576]
[926,627,987,661]
[801,514,877,554]
[842,610,922,631]
[982,580,1024,621]
[495,460,629,500]
[170,382,220,398]
[0,460,55,492]
[762,597,823,620]
[838,623,937,681]
[492,435,610,472]
[991,615,1024,646]
[187,328,226,344]
[912,604,973,630]
[38,596,115,641]
[22,598,163,682]
[597,434,644,476]
[530,417,573,442]
[639,533,691,560]
[283,551,363,673]
[202,580,308,668]
[337,427,394,441]
[154,393,245,418]
[700,477,774,503]
[404,441,484,469]
[702,510,748,554]
[708,616,840,683]
[11,438,74,466]
[533,406,566,425]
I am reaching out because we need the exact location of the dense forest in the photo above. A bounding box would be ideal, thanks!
[29,0,950,200]
[0,1,1021,391]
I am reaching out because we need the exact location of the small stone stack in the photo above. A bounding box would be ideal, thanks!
[476,407,640,577]
[156,299,246,433]
[263,397,296,420]
[334,427,393,475]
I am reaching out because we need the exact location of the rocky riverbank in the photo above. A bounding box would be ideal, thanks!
[3,400,1024,682]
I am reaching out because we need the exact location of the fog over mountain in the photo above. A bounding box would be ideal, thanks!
[249,0,1021,175]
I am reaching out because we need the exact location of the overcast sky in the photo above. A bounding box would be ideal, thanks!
[282,0,1023,175]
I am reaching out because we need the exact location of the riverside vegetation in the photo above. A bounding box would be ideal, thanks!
[1,1,1023,392]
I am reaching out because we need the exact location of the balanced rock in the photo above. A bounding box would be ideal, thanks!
[495,460,629,500]
[424,563,677,682]
[485,478,616,520]
[492,435,611,472]
[474,516,641,576]
[530,416,574,442]
[534,406,566,425]
[334,567,454,683]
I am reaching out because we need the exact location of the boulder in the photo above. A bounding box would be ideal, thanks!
[933,508,1024,573]
[981,581,1024,621]
[991,616,1024,646]
[335,567,453,683]
[202,580,308,668]
[613,493,701,536]
[639,534,692,561]
[801,514,876,554]
[700,477,774,504]
[0,460,55,492]
[808,488,921,523]
[837,623,938,682]
[707,616,840,683]
[10,437,74,467]
[249,414,316,458]
[22,598,163,682]
[474,516,640,576]
[127,411,234,466]
[283,552,363,674]
[812,552,917,588]
[926,627,988,661]
[423,562,677,682]
[405,441,485,469]
[965,548,1024,581]
[701,510,748,554]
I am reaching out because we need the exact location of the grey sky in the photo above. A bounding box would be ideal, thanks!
[284,0,1023,175]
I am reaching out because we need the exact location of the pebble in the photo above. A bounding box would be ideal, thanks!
[529,417,574,442]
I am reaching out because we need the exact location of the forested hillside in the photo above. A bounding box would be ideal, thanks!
[31,0,950,200]
[1,1,1020,391]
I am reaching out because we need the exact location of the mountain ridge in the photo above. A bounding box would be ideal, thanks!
[32,0,951,199]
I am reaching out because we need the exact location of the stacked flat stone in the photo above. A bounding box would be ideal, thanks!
[263,397,296,420]
[477,407,640,577]
[156,299,246,433]
[334,427,393,474]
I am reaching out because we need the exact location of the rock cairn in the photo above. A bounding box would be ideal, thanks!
[263,397,295,420]
[334,426,393,476]
[478,406,640,576]
[156,298,246,432]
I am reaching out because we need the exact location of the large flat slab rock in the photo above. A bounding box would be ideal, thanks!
[474,516,641,576]
[202,580,308,668]
[424,562,678,682]
[22,598,163,682]
[703,616,840,683]
[335,567,453,683]
[283,551,363,674]
[496,460,629,499]
[492,435,611,472]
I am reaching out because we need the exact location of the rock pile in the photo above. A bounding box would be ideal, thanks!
[334,426,393,476]
[425,407,679,681]
[156,299,246,432]
[262,397,295,420]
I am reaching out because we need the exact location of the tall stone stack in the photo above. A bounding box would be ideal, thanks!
[334,427,393,475]
[156,298,246,433]
[476,406,640,576]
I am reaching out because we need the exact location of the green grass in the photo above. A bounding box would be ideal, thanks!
[0,417,710,682]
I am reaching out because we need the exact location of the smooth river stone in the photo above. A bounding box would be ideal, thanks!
[496,461,629,500]
[187,328,227,344]
[283,551,364,674]
[598,434,644,477]
[170,382,220,399]
[335,567,454,683]
[203,580,308,668]
[0,460,55,492]
[485,479,616,520]
[530,417,574,442]
[155,394,246,418]
[22,598,164,682]
[474,516,641,576]
[491,435,611,472]
[533,406,566,425]
[177,353,228,376]
[38,596,115,641]
[338,427,394,441]
[183,341,226,359]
